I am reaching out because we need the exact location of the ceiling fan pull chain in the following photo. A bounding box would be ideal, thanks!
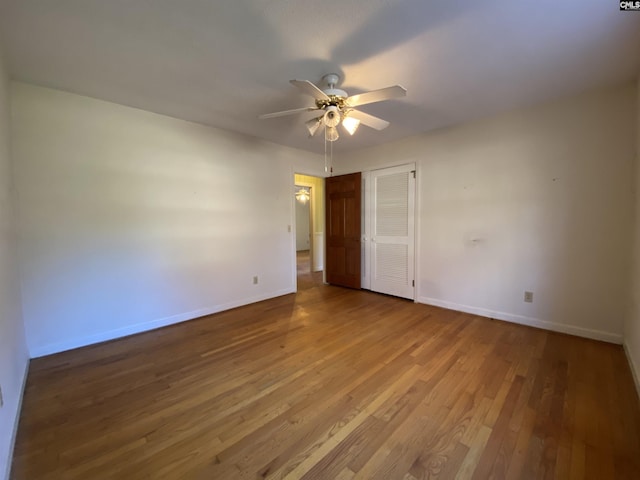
[330,135,333,176]
[324,130,328,173]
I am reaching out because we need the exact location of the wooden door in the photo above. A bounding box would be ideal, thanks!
[325,173,361,289]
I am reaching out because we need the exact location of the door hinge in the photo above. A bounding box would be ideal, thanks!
[412,280,415,287]
[411,170,416,179]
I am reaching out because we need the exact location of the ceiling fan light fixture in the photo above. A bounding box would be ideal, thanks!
[305,117,322,137]
[325,126,339,142]
[295,188,310,204]
[259,74,406,142]
[324,105,341,128]
[342,116,360,135]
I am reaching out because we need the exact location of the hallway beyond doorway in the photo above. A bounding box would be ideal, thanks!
[296,250,322,291]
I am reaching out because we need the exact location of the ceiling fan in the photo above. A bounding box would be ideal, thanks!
[259,74,406,142]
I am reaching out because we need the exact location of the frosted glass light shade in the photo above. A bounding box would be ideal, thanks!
[324,106,341,127]
[305,117,322,137]
[342,116,360,135]
[325,126,339,142]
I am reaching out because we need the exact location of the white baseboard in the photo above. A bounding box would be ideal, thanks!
[30,288,295,358]
[3,359,29,480]
[417,296,622,344]
[623,342,640,400]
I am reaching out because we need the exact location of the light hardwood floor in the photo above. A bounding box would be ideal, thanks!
[11,280,640,479]
[296,250,323,291]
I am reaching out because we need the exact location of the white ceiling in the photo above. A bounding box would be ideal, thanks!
[1,0,639,154]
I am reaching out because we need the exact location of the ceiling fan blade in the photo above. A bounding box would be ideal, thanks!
[346,85,407,107]
[348,109,390,130]
[258,106,318,120]
[290,79,330,101]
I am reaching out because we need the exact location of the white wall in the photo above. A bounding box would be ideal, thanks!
[0,48,28,479]
[627,77,640,392]
[338,84,636,343]
[11,83,324,357]
[294,194,310,251]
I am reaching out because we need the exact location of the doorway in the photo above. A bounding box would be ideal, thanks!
[323,165,416,300]
[294,174,324,290]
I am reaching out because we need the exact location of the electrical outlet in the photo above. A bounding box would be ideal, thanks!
[524,291,533,303]
[253,276,259,285]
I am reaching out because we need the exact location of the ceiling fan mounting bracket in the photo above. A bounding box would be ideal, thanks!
[322,73,341,88]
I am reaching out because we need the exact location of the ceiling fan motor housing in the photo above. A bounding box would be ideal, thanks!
[323,88,348,98]
[320,73,347,109]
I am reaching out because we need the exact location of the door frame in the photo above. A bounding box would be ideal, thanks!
[289,163,419,299]
[294,182,314,269]
[291,171,327,291]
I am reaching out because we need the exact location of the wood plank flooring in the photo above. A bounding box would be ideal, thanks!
[296,250,323,291]
[11,281,640,479]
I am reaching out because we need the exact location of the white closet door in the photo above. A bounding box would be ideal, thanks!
[371,164,415,299]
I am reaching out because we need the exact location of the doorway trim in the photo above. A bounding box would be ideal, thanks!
[294,182,314,273]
